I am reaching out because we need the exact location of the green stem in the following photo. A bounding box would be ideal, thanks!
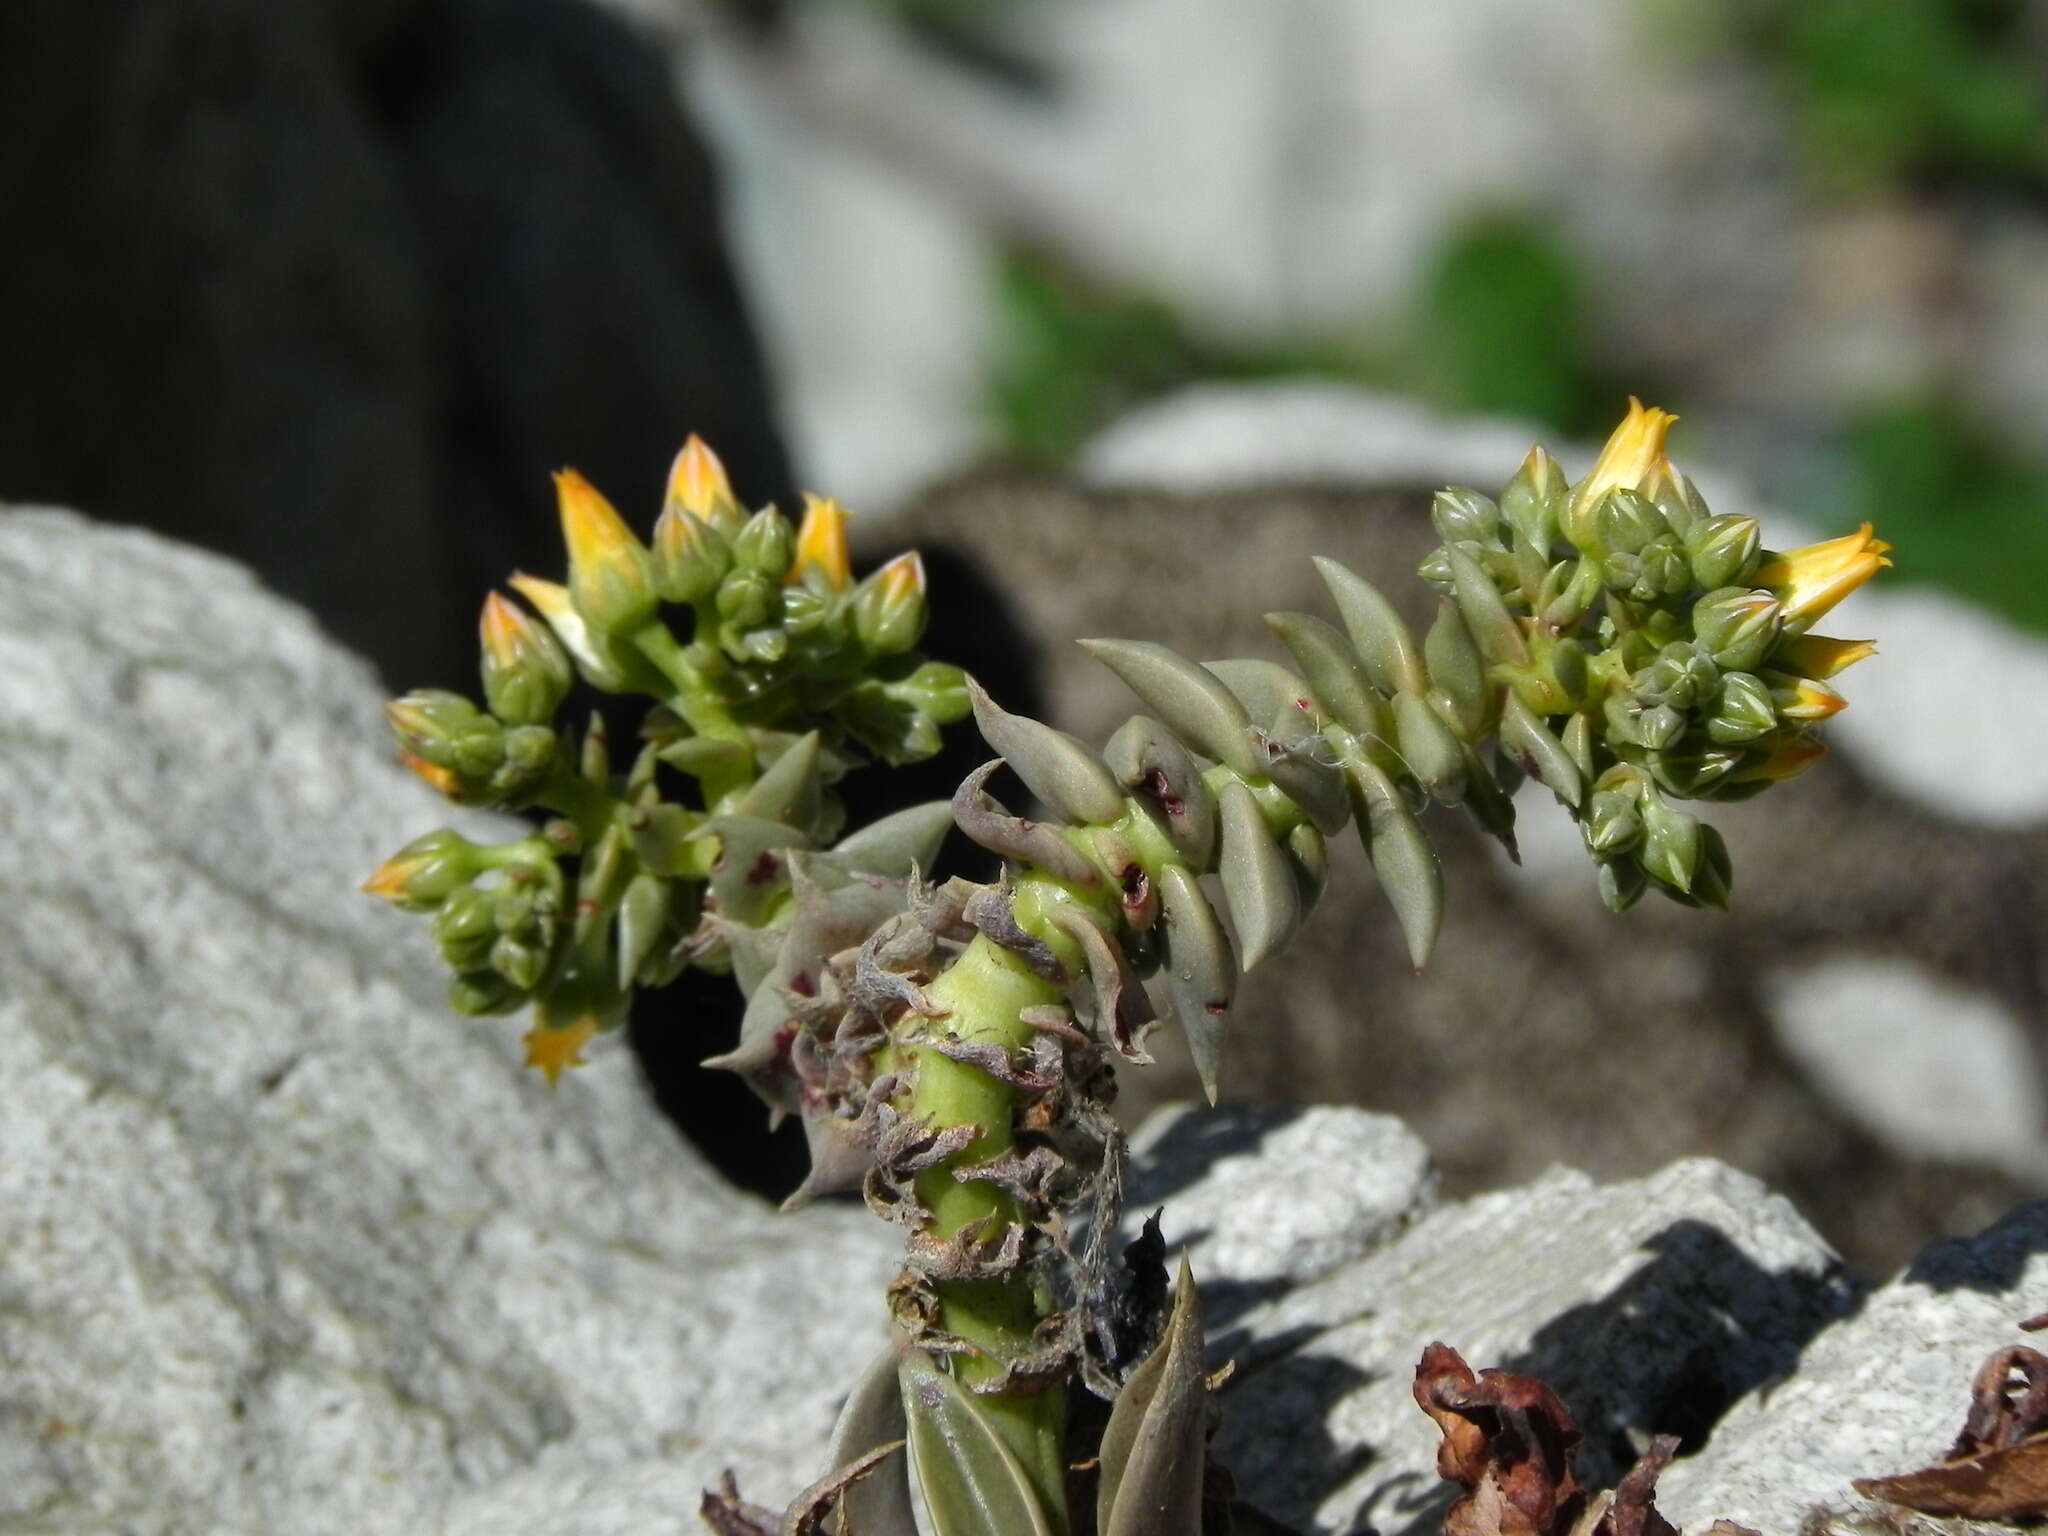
[906,928,1070,1531]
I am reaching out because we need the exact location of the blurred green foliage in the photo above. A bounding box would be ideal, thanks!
[1731,0,2048,192]
[1839,401,2048,632]
[986,216,1610,465]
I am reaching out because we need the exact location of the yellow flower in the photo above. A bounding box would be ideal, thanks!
[508,572,631,690]
[666,434,737,523]
[522,1012,597,1085]
[1567,398,1680,538]
[1772,634,1877,681]
[790,493,854,591]
[555,469,656,634]
[398,749,462,798]
[1754,523,1892,629]
[877,549,925,604]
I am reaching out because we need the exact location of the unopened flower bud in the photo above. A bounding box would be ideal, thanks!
[1733,734,1828,784]
[1684,514,1762,590]
[893,659,971,723]
[491,934,550,991]
[1585,787,1643,854]
[1707,671,1777,743]
[362,829,481,910]
[506,573,634,691]
[1645,456,1708,536]
[852,551,927,655]
[1501,444,1567,553]
[449,971,523,1017]
[1692,588,1782,672]
[1639,791,1702,892]
[479,592,572,726]
[386,690,505,780]
[733,506,795,579]
[665,434,744,537]
[432,884,498,969]
[1596,488,1664,556]
[790,494,854,592]
[1431,488,1501,546]
[714,567,775,630]
[555,469,657,637]
[1764,672,1848,724]
[1754,523,1892,630]
[651,502,731,604]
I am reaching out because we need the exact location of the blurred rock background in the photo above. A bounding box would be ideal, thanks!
[3,0,2046,1272]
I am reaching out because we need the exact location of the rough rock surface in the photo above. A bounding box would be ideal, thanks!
[1200,1156,1859,1535]
[1660,1201,2048,1536]
[0,508,893,1534]
[873,385,2048,1275]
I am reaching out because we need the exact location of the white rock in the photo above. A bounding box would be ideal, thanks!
[0,508,898,1535]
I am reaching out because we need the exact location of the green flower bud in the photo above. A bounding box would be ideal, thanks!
[1538,557,1603,627]
[778,582,833,636]
[490,933,550,991]
[1707,671,1776,744]
[651,502,732,604]
[478,593,572,727]
[1692,588,1782,672]
[1641,641,1716,712]
[1585,786,1643,854]
[1641,542,1692,597]
[1649,465,1709,538]
[1685,514,1762,590]
[852,553,928,655]
[1500,445,1567,554]
[732,507,795,579]
[494,724,559,803]
[1639,791,1702,892]
[1416,546,1456,595]
[1431,487,1501,546]
[1597,488,1665,556]
[729,625,789,665]
[386,690,502,775]
[891,659,971,724]
[448,970,524,1016]
[431,883,497,969]
[362,828,483,910]
[715,567,776,630]
[1598,855,1647,913]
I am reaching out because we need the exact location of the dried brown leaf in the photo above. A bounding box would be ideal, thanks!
[1854,1333,2048,1520]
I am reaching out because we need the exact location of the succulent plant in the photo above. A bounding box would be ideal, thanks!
[366,403,1887,1535]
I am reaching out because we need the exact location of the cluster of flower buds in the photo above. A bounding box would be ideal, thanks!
[1414,399,1888,911]
[365,437,970,1076]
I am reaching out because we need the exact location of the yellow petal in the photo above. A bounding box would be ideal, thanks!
[522,1013,598,1086]
[478,591,535,671]
[1735,735,1828,783]
[666,435,735,523]
[1571,398,1680,517]
[877,550,925,603]
[1773,634,1877,680]
[790,493,854,591]
[360,854,424,903]
[1755,523,1892,627]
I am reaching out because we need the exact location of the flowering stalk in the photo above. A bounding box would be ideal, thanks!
[367,405,1889,1536]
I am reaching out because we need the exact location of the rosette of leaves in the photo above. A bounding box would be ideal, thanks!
[364,437,969,1077]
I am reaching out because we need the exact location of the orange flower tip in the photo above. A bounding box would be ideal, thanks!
[791,493,855,591]
[1739,736,1828,784]
[399,750,461,796]
[1776,635,1878,680]
[479,590,528,657]
[360,860,413,902]
[667,435,734,521]
[522,1014,598,1086]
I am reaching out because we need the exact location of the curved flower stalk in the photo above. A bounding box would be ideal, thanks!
[367,406,1888,1536]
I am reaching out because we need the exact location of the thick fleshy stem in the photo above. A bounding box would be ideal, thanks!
[903,925,1072,1530]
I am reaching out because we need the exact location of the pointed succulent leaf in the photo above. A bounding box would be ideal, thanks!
[1286,820,1329,906]
[1266,610,1392,740]
[1457,744,1519,862]
[735,731,825,830]
[1098,1256,1208,1536]
[1499,694,1584,808]
[1423,600,1490,739]
[901,1357,1058,1536]
[614,872,673,990]
[703,815,810,926]
[813,1349,915,1536]
[1103,714,1218,868]
[1257,700,1351,835]
[1313,555,1427,697]
[1443,544,1528,667]
[1079,639,1261,780]
[1216,778,1301,972]
[968,678,1127,827]
[1156,864,1236,1104]
[826,801,955,880]
[1392,689,1467,803]
[1345,756,1443,970]
[1202,658,1318,729]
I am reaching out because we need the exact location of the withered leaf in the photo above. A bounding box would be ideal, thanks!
[1414,1341,1587,1536]
[1854,1337,2048,1520]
